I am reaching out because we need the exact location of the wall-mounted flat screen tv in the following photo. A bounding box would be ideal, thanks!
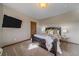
[2,15,22,28]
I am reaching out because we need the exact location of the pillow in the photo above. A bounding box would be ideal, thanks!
[47,30,54,36]
[57,30,60,35]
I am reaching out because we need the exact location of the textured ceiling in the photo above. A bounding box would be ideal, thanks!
[3,3,79,20]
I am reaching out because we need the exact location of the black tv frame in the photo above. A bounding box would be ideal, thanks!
[2,15,22,28]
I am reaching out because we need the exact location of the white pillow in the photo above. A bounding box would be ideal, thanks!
[57,30,60,35]
[48,30,54,35]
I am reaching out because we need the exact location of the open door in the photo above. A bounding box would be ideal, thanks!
[30,21,37,37]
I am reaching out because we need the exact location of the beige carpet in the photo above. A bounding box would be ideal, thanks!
[60,41,79,56]
[2,40,79,56]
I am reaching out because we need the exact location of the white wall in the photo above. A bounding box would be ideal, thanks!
[0,4,4,47]
[0,5,38,47]
[39,11,79,44]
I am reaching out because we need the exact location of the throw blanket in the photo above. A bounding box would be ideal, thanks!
[34,34,62,54]
[34,34,53,51]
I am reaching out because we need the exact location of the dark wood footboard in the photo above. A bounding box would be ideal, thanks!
[50,39,57,56]
[31,35,57,56]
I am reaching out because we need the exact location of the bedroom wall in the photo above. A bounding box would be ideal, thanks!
[0,4,4,47]
[38,10,79,44]
[0,4,39,47]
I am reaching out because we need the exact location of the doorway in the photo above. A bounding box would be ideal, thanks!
[30,21,37,37]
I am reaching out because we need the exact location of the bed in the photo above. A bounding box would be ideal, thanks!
[31,27,61,56]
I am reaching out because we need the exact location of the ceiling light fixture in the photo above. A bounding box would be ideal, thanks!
[39,3,48,8]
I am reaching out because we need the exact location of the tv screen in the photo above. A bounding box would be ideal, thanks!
[2,15,22,28]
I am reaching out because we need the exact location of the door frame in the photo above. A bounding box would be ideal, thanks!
[30,21,37,38]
